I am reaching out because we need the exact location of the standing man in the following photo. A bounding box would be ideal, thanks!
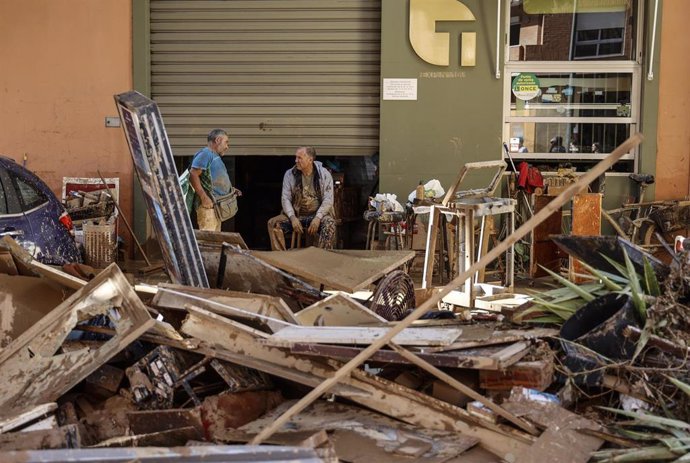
[549,136,567,153]
[267,146,336,250]
[189,129,238,231]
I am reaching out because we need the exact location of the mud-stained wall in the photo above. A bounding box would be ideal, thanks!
[0,0,134,249]
[656,0,690,200]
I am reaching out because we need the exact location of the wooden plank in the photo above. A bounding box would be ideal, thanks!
[194,229,248,249]
[0,403,57,434]
[0,424,80,450]
[423,327,559,353]
[153,284,297,333]
[265,325,463,347]
[0,264,154,415]
[295,293,386,326]
[247,135,644,450]
[570,193,602,282]
[180,306,532,459]
[251,248,415,293]
[0,236,86,290]
[291,341,530,370]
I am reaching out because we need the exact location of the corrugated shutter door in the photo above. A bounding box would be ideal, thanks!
[150,0,381,157]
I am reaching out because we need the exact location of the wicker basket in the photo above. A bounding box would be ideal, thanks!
[83,220,117,268]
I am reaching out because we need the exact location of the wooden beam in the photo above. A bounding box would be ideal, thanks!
[248,134,644,448]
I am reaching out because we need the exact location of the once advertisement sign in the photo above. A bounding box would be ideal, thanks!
[511,73,541,101]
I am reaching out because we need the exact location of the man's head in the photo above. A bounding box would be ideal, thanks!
[550,136,563,146]
[207,129,229,155]
[295,146,317,172]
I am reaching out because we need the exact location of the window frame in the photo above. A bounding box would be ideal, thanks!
[502,0,644,175]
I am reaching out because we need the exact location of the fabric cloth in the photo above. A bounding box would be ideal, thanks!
[299,172,320,215]
[191,147,231,196]
[267,213,336,251]
[280,161,334,221]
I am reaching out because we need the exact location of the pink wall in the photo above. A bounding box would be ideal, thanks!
[0,0,134,248]
[656,0,690,200]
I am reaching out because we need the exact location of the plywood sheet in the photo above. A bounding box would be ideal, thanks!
[252,248,415,293]
[0,275,69,345]
[295,293,386,326]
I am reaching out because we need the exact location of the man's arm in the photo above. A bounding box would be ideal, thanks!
[281,170,297,219]
[190,168,213,209]
[315,168,334,220]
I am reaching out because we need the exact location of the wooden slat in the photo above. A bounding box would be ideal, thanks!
[295,293,386,327]
[265,325,462,347]
[291,341,530,370]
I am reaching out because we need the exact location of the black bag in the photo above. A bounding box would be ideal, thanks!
[213,189,238,221]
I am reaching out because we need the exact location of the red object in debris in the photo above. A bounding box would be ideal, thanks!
[59,211,74,233]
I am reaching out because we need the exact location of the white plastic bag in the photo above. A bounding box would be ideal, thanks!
[407,179,446,203]
[369,193,404,212]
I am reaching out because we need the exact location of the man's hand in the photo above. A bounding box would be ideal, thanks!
[200,194,214,209]
[234,188,243,197]
[307,217,321,235]
[290,216,304,234]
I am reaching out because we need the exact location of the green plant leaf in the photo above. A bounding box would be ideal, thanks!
[643,257,662,297]
[622,248,647,321]
[666,377,690,399]
[538,265,596,302]
[601,252,632,279]
[577,260,624,291]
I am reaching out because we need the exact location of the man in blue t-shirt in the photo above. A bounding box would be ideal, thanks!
[189,129,239,231]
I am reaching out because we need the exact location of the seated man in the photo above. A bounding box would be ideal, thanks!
[268,146,336,250]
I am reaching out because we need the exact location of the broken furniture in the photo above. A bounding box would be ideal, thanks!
[363,209,405,250]
[114,91,208,288]
[0,264,154,415]
[422,161,515,309]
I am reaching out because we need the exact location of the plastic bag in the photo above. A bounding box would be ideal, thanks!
[407,179,446,203]
[369,193,404,212]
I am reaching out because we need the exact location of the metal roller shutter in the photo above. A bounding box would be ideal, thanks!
[150,0,381,157]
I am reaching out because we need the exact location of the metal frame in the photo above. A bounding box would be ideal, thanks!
[114,91,208,287]
[501,0,643,173]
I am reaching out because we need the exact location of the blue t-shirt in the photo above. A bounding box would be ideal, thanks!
[191,147,232,196]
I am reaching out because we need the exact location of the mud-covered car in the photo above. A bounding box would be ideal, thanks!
[0,156,81,265]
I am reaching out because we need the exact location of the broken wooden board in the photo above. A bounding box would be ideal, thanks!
[153,283,297,332]
[264,325,463,347]
[422,327,558,353]
[0,274,69,346]
[504,389,604,463]
[0,264,154,414]
[291,341,530,370]
[480,359,555,391]
[181,306,532,460]
[0,403,57,434]
[295,293,387,327]
[530,195,562,278]
[0,236,86,290]
[0,424,80,450]
[252,248,415,293]
[233,400,478,463]
[194,229,249,249]
[127,408,204,437]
